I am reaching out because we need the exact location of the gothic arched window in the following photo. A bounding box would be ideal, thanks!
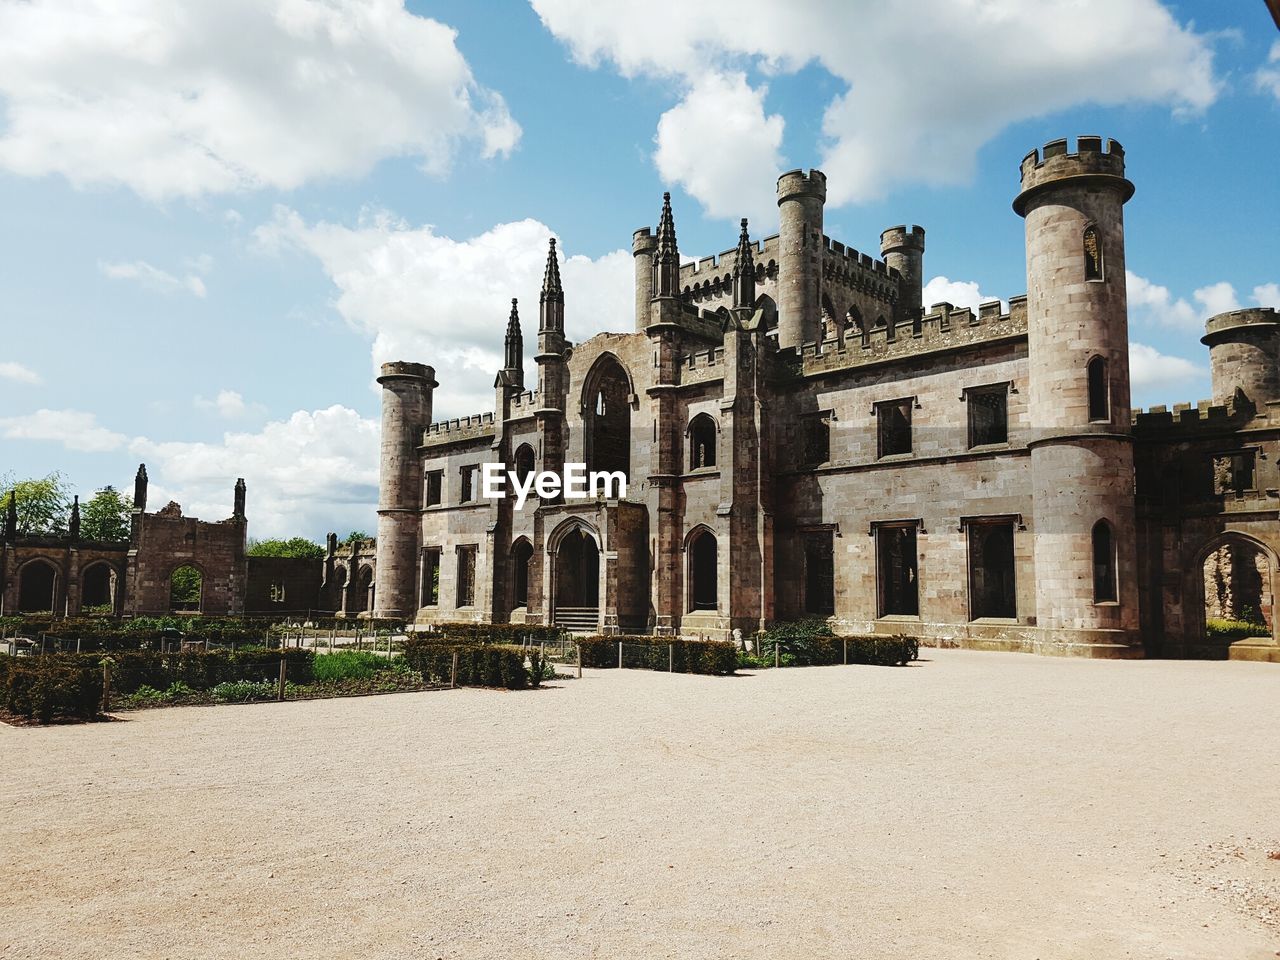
[1083,224,1103,281]
[1087,356,1109,422]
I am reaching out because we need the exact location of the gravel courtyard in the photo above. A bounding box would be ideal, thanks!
[2,648,1278,960]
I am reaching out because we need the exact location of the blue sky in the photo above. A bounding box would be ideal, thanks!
[0,0,1277,539]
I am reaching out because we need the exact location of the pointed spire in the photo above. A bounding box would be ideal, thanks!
[503,298,525,389]
[541,238,563,304]
[653,191,680,298]
[133,463,148,512]
[538,238,565,335]
[4,490,16,541]
[733,217,756,310]
[233,478,246,520]
[69,495,81,541]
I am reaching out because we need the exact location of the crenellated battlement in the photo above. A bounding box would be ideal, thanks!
[879,225,926,254]
[776,168,827,203]
[1202,307,1280,344]
[422,411,496,447]
[1014,136,1132,215]
[773,294,1026,377]
[822,236,897,279]
[1131,396,1280,433]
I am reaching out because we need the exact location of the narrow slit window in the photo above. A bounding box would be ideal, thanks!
[1087,357,1109,422]
[1083,225,1103,281]
[1092,521,1117,603]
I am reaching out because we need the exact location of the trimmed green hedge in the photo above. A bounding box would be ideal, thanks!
[89,648,313,695]
[401,639,528,689]
[756,620,917,667]
[2,615,409,651]
[577,635,738,676]
[0,657,103,722]
[412,622,567,645]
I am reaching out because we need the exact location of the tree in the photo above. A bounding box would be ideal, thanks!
[0,472,72,537]
[80,486,132,542]
[170,565,202,610]
[247,537,325,559]
[342,531,371,545]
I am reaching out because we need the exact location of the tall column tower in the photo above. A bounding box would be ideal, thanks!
[1015,136,1140,655]
[775,169,826,348]
[374,361,436,619]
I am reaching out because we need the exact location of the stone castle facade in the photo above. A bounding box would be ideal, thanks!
[372,135,1280,660]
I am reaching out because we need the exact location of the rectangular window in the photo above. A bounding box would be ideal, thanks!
[459,465,475,503]
[803,531,835,616]
[876,399,913,458]
[421,548,440,607]
[1212,451,1256,497]
[967,385,1009,447]
[456,545,476,607]
[425,470,442,507]
[875,522,919,616]
[966,520,1016,619]
[802,412,831,465]
[268,583,286,604]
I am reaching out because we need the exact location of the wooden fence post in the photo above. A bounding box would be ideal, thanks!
[774,641,780,669]
[277,656,287,702]
[669,643,673,673]
[617,640,623,670]
[450,651,458,689]
[843,637,848,665]
[101,660,112,712]
[576,642,582,679]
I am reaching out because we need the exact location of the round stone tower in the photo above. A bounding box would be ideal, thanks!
[374,361,436,619]
[1014,136,1140,655]
[880,225,926,319]
[632,227,657,332]
[776,169,826,348]
[1201,308,1280,407]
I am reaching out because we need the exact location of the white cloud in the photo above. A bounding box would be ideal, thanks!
[1254,283,1280,308]
[0,362,42,385]
[100,259,208,298]
[194,389,265,420]
[1256,41,1280,101]
[1192,281,1239,318]
[1129,342,1206,392]
[654,72,784,222]
[0,0,520,200]
[532,0,1219,210]
[921,276,1002,313]
[1122,271,1280,331]
[132,405,380,539]
[255,207,633,417]
[0,409,128,452]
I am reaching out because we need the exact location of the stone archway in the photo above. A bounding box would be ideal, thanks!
[81,562,118,615]
[549,520,601,632]
[17,559,58,613]
[1198,535,1275,647]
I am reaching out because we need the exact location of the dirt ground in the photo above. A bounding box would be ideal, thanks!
[2,648,1278,960]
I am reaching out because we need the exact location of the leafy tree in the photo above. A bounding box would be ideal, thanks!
[247,537,325,559]
[342,530,372,545]
[80,486,132,542]
[0,472,72,537]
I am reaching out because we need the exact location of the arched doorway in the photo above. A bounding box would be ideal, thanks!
[511,538,533,609]
[81,562,117,614]
[17,560,57,613]
[583,355,631,484]
[1202,537,1273,645]
[552,525,599,631]
[688,529,718,611]
[350,566,373,615]
[169,565,203,613]
[688,414,717,470]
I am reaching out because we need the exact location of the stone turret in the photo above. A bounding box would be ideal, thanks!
[502,298,524,390]
[776,168,826,348]
[1016,136,1139,655]
[632,228,656,332]
[732,218,755,311]
[1202,308,1280,408]
[880,225,925,320]
[374,361,437,618]
[233,478,246,520]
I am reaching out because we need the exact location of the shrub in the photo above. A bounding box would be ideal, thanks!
[575,636,737,676]
[754,622,917,667]
[0,657,103,722]
[313,651,393,683]
[401,640,528,689]
[1205,617,1269,641]
[55,648,312,695]
[210,680,278,703]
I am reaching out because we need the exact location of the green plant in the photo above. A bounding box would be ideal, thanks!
[575,636,738,675]
[210,679,277,703]
[1205,617,1270,641]
[401,640,529,689]
[0,657,102,722]
[313,651,393,682]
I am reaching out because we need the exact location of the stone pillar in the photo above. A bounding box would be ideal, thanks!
[1016,136,1140,655]
[775,169,826,349]
[374,361,436,619]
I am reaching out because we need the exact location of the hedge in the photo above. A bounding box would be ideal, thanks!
[2,615,410,651]
[411,622,567,645]
[401,639,528,689]
[757,620,917,667]
[0,657,103,722]
[45,648,315,696]
[576,635,738,676]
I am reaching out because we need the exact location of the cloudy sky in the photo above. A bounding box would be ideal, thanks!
[1,0,1277,540]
